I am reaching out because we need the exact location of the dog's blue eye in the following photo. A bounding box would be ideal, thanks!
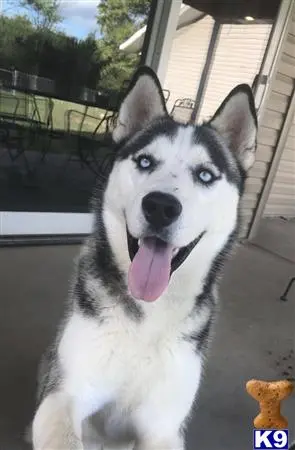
[198,169,214,184]
[137,155,152,170]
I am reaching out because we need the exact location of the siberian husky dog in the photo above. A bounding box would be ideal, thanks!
[32,66,257,450]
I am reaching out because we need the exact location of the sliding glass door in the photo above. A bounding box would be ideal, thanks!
[0,0,154,237]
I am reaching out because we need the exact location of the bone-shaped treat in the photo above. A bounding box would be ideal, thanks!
[246,379,294,429]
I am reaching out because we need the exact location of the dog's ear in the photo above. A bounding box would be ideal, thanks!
[209,84,257,171]
[113,66,168,143]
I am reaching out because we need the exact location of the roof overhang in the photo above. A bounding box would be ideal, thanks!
[120,5,205,54]
[183,0,280,23]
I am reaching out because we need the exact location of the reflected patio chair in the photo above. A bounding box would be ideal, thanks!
[0,91,51,164]
[170,98,195,123]
[63,87,120,176]
[163,89,170,103]
[61,106,107,176]
[0,93,20,158]
[31,96,60,166]
[0,92,31,168]
[280,277,295,302]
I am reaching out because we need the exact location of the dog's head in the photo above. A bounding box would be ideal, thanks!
[103,67,257,302]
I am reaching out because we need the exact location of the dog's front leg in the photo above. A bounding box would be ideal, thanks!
[133,352,202,450]
[133,395,190,450]
[32,391,84,450]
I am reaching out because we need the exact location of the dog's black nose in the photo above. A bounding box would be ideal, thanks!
[142,192,182,228]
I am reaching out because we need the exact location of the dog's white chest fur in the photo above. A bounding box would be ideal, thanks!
[60,302,201,409]
[58,293,204,444]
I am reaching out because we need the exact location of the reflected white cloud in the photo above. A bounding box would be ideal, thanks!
[58,0,100,38]
[2,0,100,39]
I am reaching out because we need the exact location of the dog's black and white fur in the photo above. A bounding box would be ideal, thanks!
[32,67,258,450]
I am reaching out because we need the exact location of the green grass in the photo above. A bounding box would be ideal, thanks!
[0,88,108,134]
[0,89,113,156]
[51,98,107,133]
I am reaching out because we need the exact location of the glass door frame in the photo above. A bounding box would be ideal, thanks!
[0,212,94,237]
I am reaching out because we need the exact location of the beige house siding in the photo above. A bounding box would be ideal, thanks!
[199,23,272,121]
[163,15,214,112]
[264,12,295,218]
[163,15,271,120]
[161,12,274,237]
[242,8,295,236]
[264,108,295,216]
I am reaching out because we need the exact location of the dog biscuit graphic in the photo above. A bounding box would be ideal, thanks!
[246,379,294,429]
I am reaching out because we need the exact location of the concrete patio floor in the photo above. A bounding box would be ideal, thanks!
[0,221,294,449]
[251,217,295,264]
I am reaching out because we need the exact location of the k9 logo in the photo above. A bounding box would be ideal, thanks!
[254,430,289,449]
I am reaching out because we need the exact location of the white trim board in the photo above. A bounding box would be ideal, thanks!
[0,212,93,236]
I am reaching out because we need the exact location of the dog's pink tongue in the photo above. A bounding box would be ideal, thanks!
[128,237,173,302]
